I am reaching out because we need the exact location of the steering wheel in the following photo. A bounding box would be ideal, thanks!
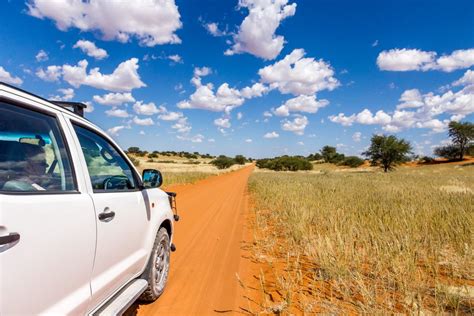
[102,175,130,190]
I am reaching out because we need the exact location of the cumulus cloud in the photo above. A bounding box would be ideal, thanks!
[93,92,135,106]
[452,69,474,87]
[245,138,253,143]
[105,107,130,118]
[377,48,474,72]
[214,117,231,128]
[35,49,48,62]
[225,0,296,60]
[36,65,62,81]
[158,111,183,121]
[177,133,204,143]
[329,72,474,133]
[167,54,182,63]
[274,94,329,116]
[50,88,74,101]
[172,117,192,133]
[73,40,108,60]
[264,131,279,138]
[133,116,154,126]
[258,49,339,95]
[62,58,145,91]
[133,101,164,115]
[107,125,126,136]
[37,58,145,92]
[204,22,227,37]
[240,82,269,98]
[0,66,23,85]
[237,112,243,120]
[281,115,308,135]
[27,0,182,46]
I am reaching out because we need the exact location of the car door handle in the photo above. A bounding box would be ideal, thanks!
[0,232,20,246]
[98,209,115,222]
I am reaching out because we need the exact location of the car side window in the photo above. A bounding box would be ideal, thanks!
[73,124,137,192]
[0,102,76,192]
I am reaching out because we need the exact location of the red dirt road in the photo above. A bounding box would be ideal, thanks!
[132,166,255,315]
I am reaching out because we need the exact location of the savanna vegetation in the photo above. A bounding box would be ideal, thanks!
[248,163,473,314]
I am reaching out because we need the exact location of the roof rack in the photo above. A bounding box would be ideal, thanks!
[50,101,87,117]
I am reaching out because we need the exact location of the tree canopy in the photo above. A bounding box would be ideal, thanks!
[363,135,412,172]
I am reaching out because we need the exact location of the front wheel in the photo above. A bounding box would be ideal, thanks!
[140,227,171,302]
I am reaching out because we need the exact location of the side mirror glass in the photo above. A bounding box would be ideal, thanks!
[142,169,163,188]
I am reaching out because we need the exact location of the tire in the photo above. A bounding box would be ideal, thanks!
[139,227,171,302]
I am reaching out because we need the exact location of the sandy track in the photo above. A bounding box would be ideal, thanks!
[129,166,254,315]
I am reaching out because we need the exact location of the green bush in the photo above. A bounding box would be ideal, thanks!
[434,145,461,161]
[234,155,246,165]
[256,156,313,171]
[211,156,236,169]
[148,153,159,158]
[340,156,364,168]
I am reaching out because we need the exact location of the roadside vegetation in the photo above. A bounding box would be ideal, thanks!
[248,163,473,314]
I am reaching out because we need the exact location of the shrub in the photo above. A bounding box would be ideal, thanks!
[127,146,140,154]
[256,156,313,171]
[234,155,246,165]
[341,156,364,168]
[307,153,323,161]
[434,145,461,161]
[420,156,435,163]
[211,156,236,169]
[148,153,159,159]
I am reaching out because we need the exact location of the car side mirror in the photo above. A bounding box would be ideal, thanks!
[142,169,163,188]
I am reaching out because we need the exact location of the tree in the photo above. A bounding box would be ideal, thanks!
[211,156,236,169]
[320,146,337,162]
[127,146,140,154]
[363,135,412,172]
[436,121,474,161]
[341,156,365,168]
[234,155,246,165]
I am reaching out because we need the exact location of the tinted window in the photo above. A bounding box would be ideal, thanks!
[0,102,76,192]
[73,125,136,192]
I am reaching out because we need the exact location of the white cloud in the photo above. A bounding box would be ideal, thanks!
[352,132,361,142]
[204,22,226,37]
[245,138,252,143]
[193,66,212,77]
[264,131,279,138]
[240,82,269,98]
[168,54,182,63]
[329,72,474,133]
[50,88,74,101]
[452,69,474,87]
[377,48,436,71]
[258,49,339,95]
[263,111,273,117]
[397,89,424,109]
[377,48,474,72]
[36,65,62,81]
[93,92,135,106]
[208,138,215,142]
[73,40,108,60]
[274,94,329,116]
[35,49,48,62]
[237,112,243,120]
[105,107,130,118]
[139,130,146,135]
[214,117,231,128]
[172,117,191,133]
[28,0,182,46]
[133,116,154,126]
[281,115,308,135]
[178,82,245,112]
[158,111,183,121]
[177,133,204,143]
[297,141,304,145]
[225,0,297,60]
[83,101,94,113]
[107,125,125,136]
[0,66,23,85]
[372,40,379,47]
[62,58,145,92]
[133,101,164,115]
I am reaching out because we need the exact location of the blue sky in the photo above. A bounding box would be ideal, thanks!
[1,0,473,158]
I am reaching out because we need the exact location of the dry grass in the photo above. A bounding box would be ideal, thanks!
[131,154,249,186]
[248,163,474,314]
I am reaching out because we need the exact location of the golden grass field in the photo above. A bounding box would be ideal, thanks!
[130,154,249,187]
[248,162,473,314]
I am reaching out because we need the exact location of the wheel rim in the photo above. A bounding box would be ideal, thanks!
[153,237,170,292]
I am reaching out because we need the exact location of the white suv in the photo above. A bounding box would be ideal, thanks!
[0,83,177,315]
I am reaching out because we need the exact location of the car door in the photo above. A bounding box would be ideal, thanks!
[67,121,151,309]
[0,100,96,315]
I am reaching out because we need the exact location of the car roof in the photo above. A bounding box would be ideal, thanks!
[0,81,98,129]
